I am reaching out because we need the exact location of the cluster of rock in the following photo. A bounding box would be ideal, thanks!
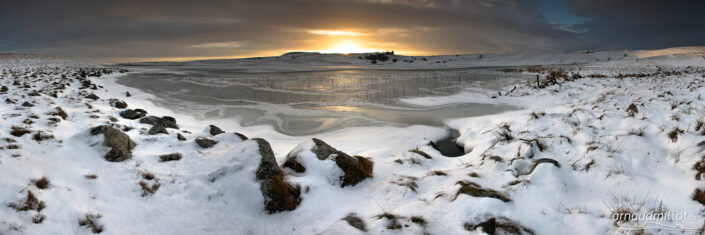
[284,138,374,187]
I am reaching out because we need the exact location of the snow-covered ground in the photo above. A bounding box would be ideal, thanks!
[1,48,705,234]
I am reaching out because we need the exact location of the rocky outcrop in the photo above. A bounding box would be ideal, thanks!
[90,125,136,162]
[283,138,373,187]
[253,138,301,213]
[119,109,147,120]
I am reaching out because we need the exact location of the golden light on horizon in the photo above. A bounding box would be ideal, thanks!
[308,30,365,36]
[320,41,379,54]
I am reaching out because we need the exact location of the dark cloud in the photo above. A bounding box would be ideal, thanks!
[564,0,705,50]
[0,0,701,62]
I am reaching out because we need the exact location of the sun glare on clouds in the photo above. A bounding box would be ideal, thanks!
[308,30,365,36]
[319,41,379,54]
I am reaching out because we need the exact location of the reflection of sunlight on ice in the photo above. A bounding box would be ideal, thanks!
[320,105,362,112]
[118,67,524,135]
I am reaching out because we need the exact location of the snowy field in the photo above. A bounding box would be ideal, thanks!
[1,48,705,234]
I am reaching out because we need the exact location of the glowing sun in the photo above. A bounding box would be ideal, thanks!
[320,41,378,54]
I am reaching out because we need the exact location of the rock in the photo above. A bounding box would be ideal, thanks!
[195,137,218,148]
[312,138,342,160]
[6,98,16,104]
[109,99,128,109]
[140,116,178,129]
[161,116,178,128]
[284,138,373,187]
[27,90,41,96]
[177,133,187,141]
[148,124,168,135]
[235,132,249,140]
[119,109,147,120]
[0,86,8,92]
[313,138,373,186]
[208,125,225,136]
[139,116,161,125]
[90,125,136,162]
[343,214,367,232]
[253,138,301,213]
[159,153,182,162]
[85,94,100,100]
[626,103,639,114]
[125,91,132,97]
[464,217,534,235]
[22,101,34,107]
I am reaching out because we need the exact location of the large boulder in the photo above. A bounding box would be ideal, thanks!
[90,125,136,162]
[283,138,373,187]
[253,138,301,213]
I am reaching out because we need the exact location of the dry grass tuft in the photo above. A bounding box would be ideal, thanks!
[627,127,645,137]
[78,213,103,233]
[375,213,402,230]
[495,129,514,142]
[454,181,510,202]
[8,190,45,212]
[49,107,68,120]
[10,126,31,137]
[428,170,447,176]
[34,177,49,189]
[667,128,682,143]
[32,132,54,142]
[409,148,432,159]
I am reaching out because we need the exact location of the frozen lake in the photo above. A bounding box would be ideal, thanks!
[116,66,527,135]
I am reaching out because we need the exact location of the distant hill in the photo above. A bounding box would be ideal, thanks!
[119,46,705,69]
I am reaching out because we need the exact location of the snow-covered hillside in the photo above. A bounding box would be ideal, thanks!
[123,46,705,71]
[2,48,705,234]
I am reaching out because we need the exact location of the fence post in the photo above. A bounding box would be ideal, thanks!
[536,74,540,88]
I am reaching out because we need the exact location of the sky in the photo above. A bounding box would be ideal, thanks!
[1,0,704,62]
